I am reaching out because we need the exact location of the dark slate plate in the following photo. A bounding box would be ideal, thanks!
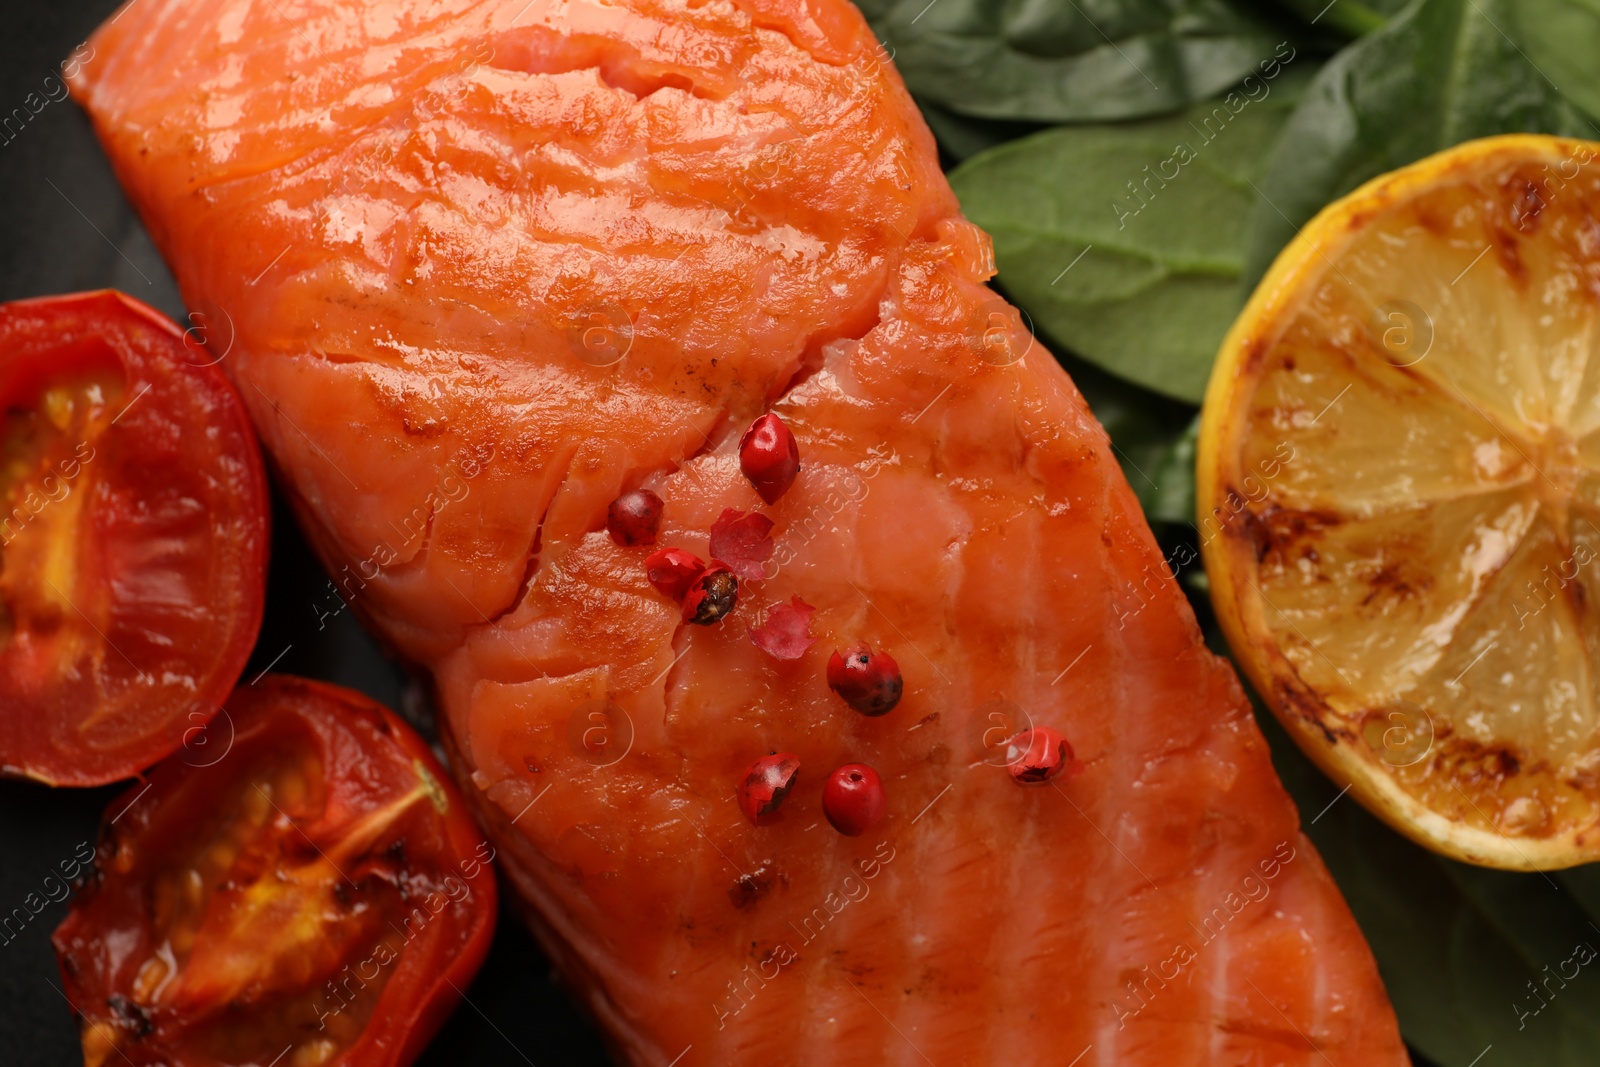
[0,2,610,1063]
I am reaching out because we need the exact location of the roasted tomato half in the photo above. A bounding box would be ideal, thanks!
[52,675,497,1067]
[0,290,267,785]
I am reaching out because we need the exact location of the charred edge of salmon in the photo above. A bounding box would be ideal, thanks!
[272,472,451,741]
[436,724,638,1060]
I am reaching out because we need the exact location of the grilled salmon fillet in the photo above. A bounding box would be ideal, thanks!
[73,0,1408,1062]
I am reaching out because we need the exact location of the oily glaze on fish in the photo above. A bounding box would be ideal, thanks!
[73,1,1408,1062]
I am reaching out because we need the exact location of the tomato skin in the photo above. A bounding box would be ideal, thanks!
[52,675,497,1067]
[0,289,268,786]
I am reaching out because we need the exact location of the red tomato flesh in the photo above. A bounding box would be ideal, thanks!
[53,675,497,1067]
[0,290,268,785]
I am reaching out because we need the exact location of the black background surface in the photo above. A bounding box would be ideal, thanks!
[0,2,611,1063]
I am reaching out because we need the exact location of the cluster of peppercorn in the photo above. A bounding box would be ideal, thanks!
[738,638,905,838]
[605,411,1079,840]
[603,412,899,836]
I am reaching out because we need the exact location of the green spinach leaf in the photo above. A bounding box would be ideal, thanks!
[1242,0,1595,286]
[1138,412,1198,523]
[916,98,1043,162]
[1269,0,1394,36]
[860,0,1291,123]
[1515,0,1600,124]
[950,66,1309,402]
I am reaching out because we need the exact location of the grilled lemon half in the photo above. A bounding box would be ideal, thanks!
[1200,134,1600,870]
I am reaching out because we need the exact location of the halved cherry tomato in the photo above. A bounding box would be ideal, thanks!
[52,675,497,1067]
[0,290,267,785]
